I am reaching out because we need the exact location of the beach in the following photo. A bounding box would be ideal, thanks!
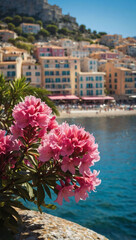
[57,109,136,119]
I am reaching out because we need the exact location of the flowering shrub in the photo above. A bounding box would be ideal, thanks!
[0,96,101,237]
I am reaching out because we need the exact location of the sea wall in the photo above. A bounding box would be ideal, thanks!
[15,209,109,240]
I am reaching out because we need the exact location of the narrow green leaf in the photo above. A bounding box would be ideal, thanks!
[44,184,52,199]
[37,184,45,207]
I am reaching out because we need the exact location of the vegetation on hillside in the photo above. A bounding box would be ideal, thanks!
[0,14,107,43]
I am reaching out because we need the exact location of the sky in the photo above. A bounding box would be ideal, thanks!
[49,0,136,37]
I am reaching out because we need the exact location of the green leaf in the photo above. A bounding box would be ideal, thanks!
[44,184,52,199]
[37,184,45,208]
[4,205,22,224]
[8,200,29,210]
[42,203,57,210]
[23,183,34,199]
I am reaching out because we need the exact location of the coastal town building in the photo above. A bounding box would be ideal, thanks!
[39,56,80,95]
[99,34,122,48]
[20,23,41,34]
[34,45,64,59]
[0,57,22,80]
[105,61,136,100]
[80,58,98,72]
[0,30,17,42]
[22,62,41,87]
[83,44,109,54]
[78,72,105,97]
[91,51,119,60]
[69,49,89,58]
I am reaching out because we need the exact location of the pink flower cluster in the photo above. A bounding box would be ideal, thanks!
[13,96,52,129]
[0,96,101,205]
[38,122,101,205]
[0,130,19,177]
[11,96,58,141]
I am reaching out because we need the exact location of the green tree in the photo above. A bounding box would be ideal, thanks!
[58,28,69,36]
[36,20,43,27]
[27,35,35,43]
[8,23,15,31]
[39,28,50,38]
[15,27,22,35]
[13,15,22,26]
[22,16,35,23]
[79,24,86,33]
[46,24,58,35]
[4,16,13,23]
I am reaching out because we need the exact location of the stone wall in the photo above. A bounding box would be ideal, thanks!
[15,209,109,240]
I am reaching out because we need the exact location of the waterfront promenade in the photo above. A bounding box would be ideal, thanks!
[57,108,136,119]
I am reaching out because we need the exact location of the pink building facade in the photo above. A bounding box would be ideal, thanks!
[34,46,65,59]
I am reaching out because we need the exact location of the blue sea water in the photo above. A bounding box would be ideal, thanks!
[26,115,136,240]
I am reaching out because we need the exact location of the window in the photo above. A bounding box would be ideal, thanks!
[80,90,83,96]
[55,64,60,68]
[56,71,59,76]
[109,73,111,77]
[80,77,83,81]
[75,78,77,82]
[86,83,93,88]
[62,71,66,76]
[80,84,83,89]
[8,65,15,69]
[115,72,117,77]
[44,64,49,68]
[96,90,99,95]
[74,60,77,63]
[109,79,111,83]
[75,85,77,89]
[75,72,77,76]
[26,72,31,76]
[62,78,66,82]
[87,90,93,96]
[45,71,49,76]
[109,84,112,89]
[96,76,99,81]
[50,71,54,76]
[35,72,40,76]
[64,64,69,68]
[114,78,117,83]
[56,78,60,82]
[115,85,117,89]
[75,65,77,69]
[96,83,99,88]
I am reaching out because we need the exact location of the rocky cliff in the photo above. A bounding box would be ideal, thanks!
[0,0,77,27]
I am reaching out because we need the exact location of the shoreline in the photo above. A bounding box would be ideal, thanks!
[57,109,136,119]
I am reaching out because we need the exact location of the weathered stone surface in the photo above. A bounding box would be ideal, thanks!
[15,209,109,240]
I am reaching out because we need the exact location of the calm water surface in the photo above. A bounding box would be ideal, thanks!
[27,115,136,240]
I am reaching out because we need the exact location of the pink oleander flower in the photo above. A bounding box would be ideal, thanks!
[38,132,62,162]
[54,180,74,205]
[47,116,58,131]
[38,122,100,175]
[0,130,19,177]
[12,96,52,129]
[74,170,101,203]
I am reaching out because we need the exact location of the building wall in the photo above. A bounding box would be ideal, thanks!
[105,62,136,98]
[78,72,105,97]
[0,30,17,41]
[0,58,22,80]
[39,56,80,95]
[81,58,98,72]
[34,46,64,59]
[22,63,41,87]
[20,23,41,34]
